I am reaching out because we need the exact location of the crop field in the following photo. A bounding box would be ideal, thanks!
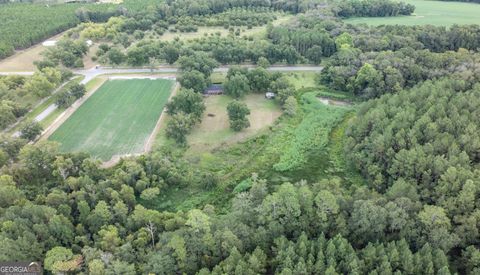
[49,78,174,161]
[344,0,480,26]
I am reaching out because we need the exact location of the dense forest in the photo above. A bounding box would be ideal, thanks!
[2,0,480,274]
[333,0,415,18]
[0,3,122,59]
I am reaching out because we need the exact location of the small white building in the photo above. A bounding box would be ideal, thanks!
[265,92,276,99]
[42,40,57,47]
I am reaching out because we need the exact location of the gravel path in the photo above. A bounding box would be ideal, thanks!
[34,104,57,122]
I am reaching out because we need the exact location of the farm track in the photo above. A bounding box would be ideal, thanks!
[143,81,179,153]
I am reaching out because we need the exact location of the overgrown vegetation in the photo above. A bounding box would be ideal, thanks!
[274,92,348,171]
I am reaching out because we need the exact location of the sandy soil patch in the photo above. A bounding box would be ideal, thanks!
[0,31,66,72]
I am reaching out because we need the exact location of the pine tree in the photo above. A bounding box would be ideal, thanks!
[314,250,326,274]
[294,257,308,275]
[325,265,339,275]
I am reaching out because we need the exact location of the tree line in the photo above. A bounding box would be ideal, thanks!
[320,47,480,99]
[0,68,70,130]
[333,0,415,18]
[0,2,120,60]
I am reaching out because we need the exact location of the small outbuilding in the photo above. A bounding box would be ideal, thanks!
[204,84,223,96]
[265,92,276,99]
[42,40,57,47]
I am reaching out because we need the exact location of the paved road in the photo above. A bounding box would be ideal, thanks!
[2,65,324,83]
[35,104,57,122]
[1,65,324,128]
[0,71,35,76]
[76,65,324,84]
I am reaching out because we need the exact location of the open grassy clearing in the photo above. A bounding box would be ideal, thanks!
[188,94,281,153]
[285,71,318,89]
[344,0,480,26]
[154,93,281,152]
[49,78,174,161]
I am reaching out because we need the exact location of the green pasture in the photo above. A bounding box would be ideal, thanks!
[49,78,174,160]
[344,0,480,26]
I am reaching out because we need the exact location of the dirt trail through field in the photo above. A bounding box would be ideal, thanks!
[317,97,351,107]
[144,81,179,152]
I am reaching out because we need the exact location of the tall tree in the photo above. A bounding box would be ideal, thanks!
[224,74,250,98]
[166,88,205,122]
[227,100,250,131]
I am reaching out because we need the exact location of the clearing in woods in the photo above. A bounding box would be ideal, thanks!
[48,78,174,161]
[154,93,282,154]
[344,0,480,26]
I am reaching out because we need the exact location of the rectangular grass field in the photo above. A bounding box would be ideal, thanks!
[49,78,174,161]
[344,0,480,26]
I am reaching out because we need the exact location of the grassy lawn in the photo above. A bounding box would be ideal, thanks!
[0,44,45,72]
[187,94,282,153]
[155,93,282,152]
[285,71,318,89]
[344,0,480,26]
[49,78,174,161]
[210,72,227,83]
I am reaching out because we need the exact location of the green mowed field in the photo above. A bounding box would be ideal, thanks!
[344,0,480,26]
[49,78,174,161]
